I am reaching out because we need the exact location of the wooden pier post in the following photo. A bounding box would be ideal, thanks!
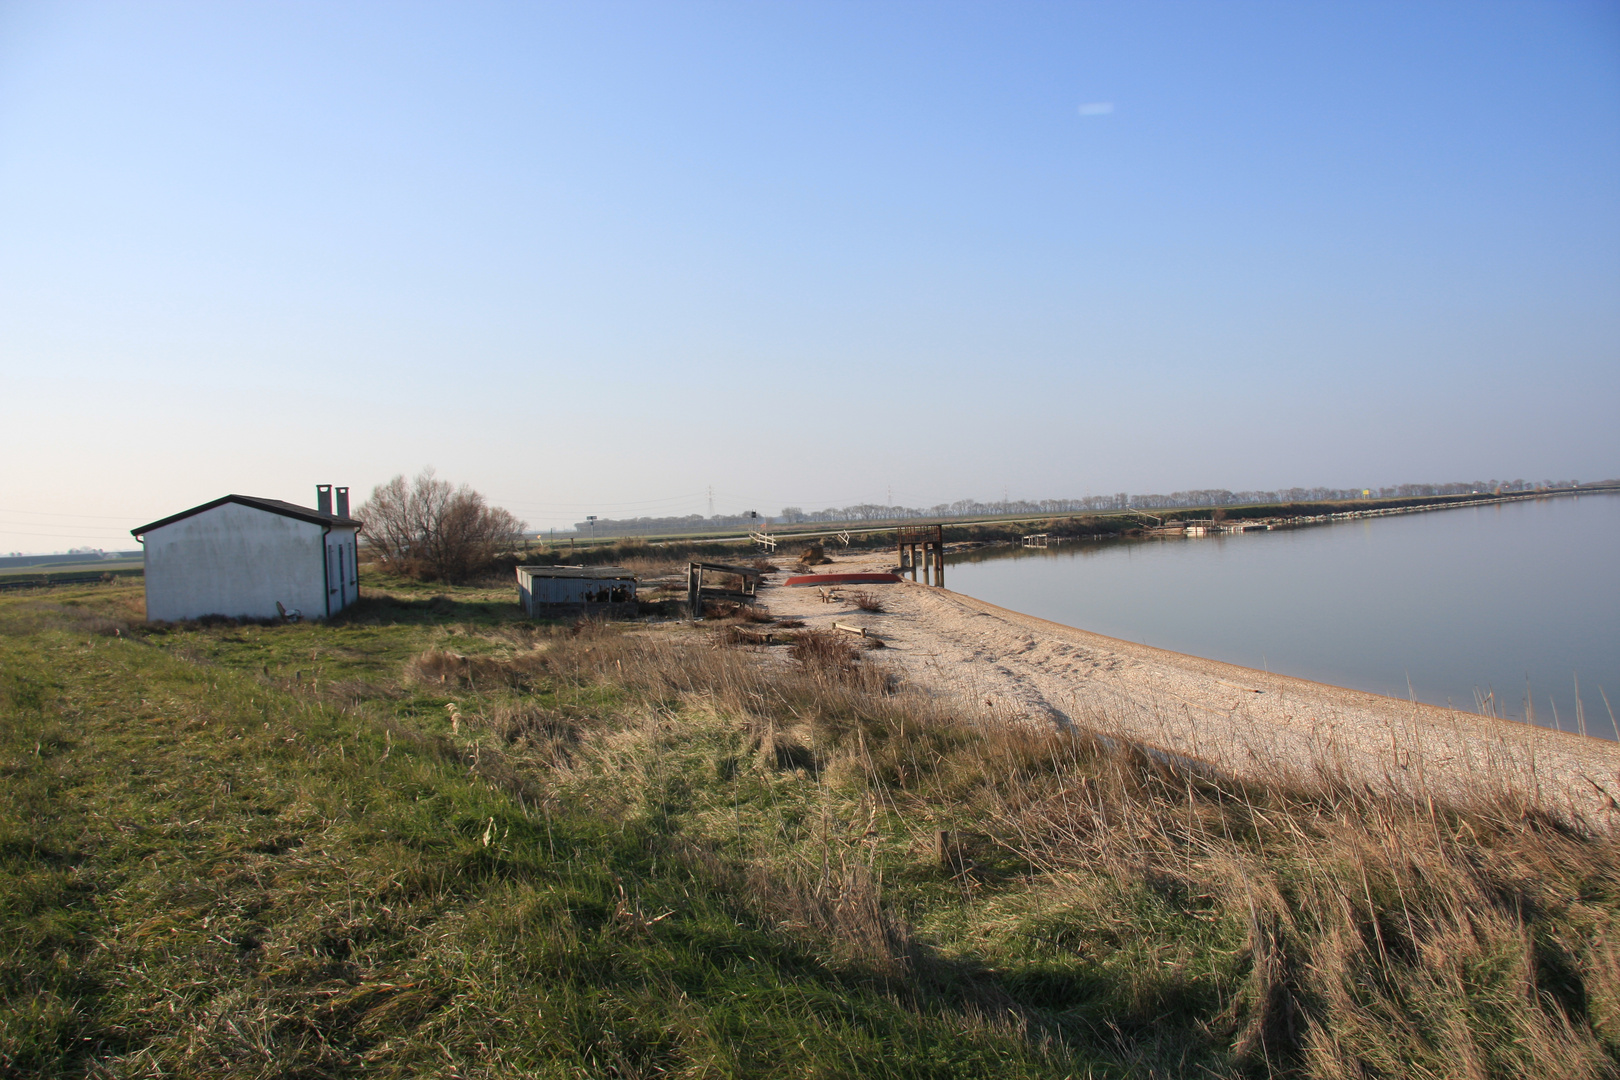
[896,525,945,588]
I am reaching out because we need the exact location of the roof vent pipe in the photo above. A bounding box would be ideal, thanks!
[316,484,333,516]
[336,487,350,518]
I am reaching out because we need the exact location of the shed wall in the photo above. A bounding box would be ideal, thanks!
[143,504,339,621]
[516,569,635,615]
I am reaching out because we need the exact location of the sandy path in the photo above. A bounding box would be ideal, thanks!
[755,550,1620,823]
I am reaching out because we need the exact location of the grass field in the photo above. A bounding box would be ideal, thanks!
[3,578,1618,1078]
[0,562,140,577]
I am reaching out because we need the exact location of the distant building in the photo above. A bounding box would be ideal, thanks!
[516,565,637,617]
[131,486,361,622]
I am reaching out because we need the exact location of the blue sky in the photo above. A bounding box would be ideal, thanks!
[2,0,1617,548]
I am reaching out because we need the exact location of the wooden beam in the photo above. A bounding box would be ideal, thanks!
[689,561,764,580]
[696,588,758,602]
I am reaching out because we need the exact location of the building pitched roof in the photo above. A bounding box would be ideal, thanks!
[131,495,362,537]
[517,565,636,579]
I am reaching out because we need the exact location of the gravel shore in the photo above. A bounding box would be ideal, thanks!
[757,550,1620,823]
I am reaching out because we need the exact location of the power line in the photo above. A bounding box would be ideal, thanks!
[489,490,707,508]
[0,506,149,521]
[0,525,139,539]
[484,490,709,512]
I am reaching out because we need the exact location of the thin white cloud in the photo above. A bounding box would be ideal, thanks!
[1077,102,1114,116]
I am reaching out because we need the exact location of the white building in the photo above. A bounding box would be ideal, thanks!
[132,486,362,622]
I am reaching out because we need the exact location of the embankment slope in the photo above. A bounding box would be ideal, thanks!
[761,553,1620,822]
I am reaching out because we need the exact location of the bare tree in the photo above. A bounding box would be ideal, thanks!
[359,468,527,583]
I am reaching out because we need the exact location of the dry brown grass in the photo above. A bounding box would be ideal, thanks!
[157,604,1613,1076]
[0,596,139,638]
[13,577,1616,1076]
[788,628,869,682]
[483,624,1620,1076]
[797,543,831,567]
[1,583,1094,1079]
[614,554,690,579]
[968,724,1620,1075]
[849,589,885,613]
[408,647,551,689]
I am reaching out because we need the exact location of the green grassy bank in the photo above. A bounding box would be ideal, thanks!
[3,580,1618,1078]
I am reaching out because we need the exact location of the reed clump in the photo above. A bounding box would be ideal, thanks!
[408,646,550,689]
[850,589,885,613]
[513,624,1620,1077]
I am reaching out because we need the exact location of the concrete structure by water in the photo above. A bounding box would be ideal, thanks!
[132,487,361,622]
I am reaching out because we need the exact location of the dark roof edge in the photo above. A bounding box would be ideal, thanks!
[132,495,363,537]
[518,565,636,577]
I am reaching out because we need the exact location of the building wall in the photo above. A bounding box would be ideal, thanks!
[143,504,351,622]
[324,527,360,614]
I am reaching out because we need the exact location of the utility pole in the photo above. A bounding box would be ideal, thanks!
[586,515,597,540]
[707,486,714,517]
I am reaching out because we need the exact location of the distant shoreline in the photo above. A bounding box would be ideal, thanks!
[944,485,1620,562]
[763,543,1620,826]
[534,483,1620,553]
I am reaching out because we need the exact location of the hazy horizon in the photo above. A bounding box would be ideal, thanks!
[3,1,1616,551]
[2,473,1607,556]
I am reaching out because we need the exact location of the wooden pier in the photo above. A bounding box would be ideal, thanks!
[896,524,946,587]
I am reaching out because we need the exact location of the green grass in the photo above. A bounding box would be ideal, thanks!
[0,585,1098,1078]
[3,580,1617,1078]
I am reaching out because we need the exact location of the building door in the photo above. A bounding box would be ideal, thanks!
[326,542,339,615]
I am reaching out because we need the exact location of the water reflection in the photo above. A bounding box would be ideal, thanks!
[945,493,1620,740]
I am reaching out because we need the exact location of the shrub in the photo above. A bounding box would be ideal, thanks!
[849,590,885,613]
[790,628,861,677]
[408,648,549,689]
[359,468,528,584]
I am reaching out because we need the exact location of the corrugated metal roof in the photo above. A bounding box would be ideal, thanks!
[132,495,362,537]
[517,565,636,579]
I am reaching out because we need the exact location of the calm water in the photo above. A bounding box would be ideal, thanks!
[946,493,1620,740]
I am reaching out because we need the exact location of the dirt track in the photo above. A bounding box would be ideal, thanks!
[756,551,1620,823]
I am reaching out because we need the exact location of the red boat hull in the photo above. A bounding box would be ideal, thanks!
[782,573,903,587]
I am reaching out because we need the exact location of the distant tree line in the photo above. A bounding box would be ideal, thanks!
[572,478,1588,536]
[566,513,768,538]
[778,478,1581,521]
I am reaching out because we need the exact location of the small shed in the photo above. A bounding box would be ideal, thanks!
[132,486,362,622]
[516,565,637,618]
